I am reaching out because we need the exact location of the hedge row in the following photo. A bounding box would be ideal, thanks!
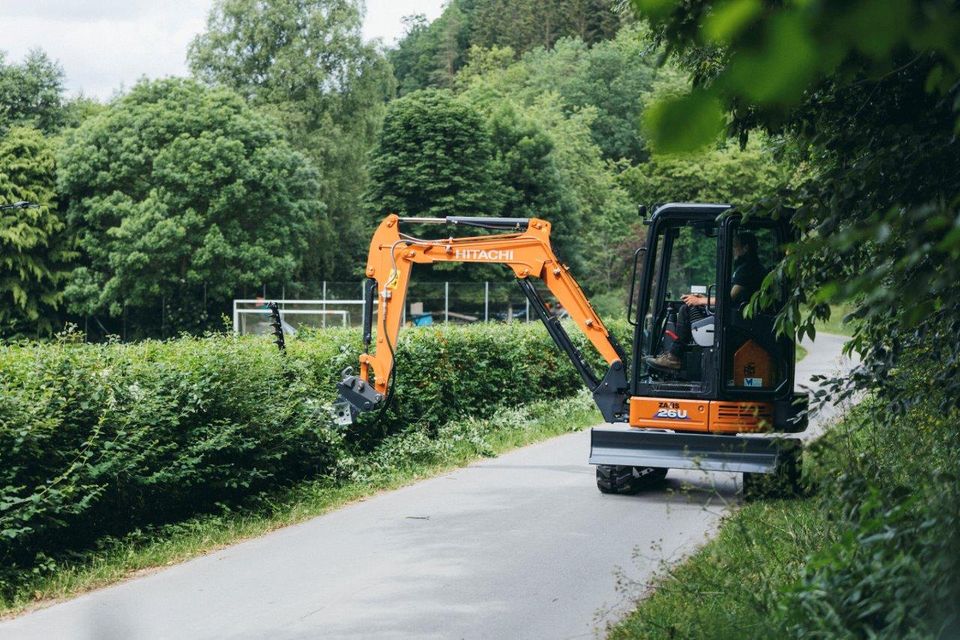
[0,321,618,589]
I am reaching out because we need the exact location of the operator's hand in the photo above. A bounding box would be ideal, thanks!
[682,293,708,306]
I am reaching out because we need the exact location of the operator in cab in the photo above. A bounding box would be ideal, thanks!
[645,232,767,372]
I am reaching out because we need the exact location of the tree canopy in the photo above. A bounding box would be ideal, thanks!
[368,87,594,280]
[189,0,395,280]
[466,0,622,55]
[389,0,624,95]
[0,127,73,336]
[58,78,326,335]
[455,27,660,163]
[0,50,66,134]
[368,89,499,220]
[618,137,790,207]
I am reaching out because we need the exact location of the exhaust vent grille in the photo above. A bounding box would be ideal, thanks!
[710,402,774,433]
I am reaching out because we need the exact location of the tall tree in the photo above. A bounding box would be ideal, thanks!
[0,49,66,134]
[58,78,326,336]
[389,7,472,95]
[188,0,394,280]
[389,15,439,96]
[457,48,639,292]
[480,101,583,270]
[0,127,73,336]
[368,88,588,292]
[368,89,498,219]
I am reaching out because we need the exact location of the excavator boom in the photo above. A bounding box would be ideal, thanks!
[334,214,630,424]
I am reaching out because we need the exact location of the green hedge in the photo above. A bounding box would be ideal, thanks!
[0,321,620,590]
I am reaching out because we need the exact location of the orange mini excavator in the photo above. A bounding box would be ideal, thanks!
[334,205,808,494]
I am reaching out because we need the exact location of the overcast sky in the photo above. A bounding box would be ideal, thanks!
[0,0,445,100]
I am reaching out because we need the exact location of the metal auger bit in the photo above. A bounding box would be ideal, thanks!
[267,302,285,353]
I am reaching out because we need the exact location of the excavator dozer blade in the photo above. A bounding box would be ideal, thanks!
[589,427,799,474]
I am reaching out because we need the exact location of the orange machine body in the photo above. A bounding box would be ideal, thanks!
[629,397,774,433]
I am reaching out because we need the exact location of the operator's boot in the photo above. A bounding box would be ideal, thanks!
[644,352,681,372]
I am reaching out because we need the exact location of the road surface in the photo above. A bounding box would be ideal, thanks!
[0,334,853,640]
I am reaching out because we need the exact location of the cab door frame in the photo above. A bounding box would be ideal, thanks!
[630,203,732,399]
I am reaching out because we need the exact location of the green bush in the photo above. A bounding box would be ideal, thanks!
[0,320,612,594]
[786,392,960,638]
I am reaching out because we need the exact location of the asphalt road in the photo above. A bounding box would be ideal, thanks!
[0,333,853,640]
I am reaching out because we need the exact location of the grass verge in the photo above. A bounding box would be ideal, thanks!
[1,391,599,618]
[608,498,832,640]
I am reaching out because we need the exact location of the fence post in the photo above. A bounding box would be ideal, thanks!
[445,281,449,323]
[233,299,239,334]
[484,281,489,322]
[322,280,327,328]
[525,298,530,323]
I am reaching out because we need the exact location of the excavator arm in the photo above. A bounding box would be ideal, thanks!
[334,214,630,424]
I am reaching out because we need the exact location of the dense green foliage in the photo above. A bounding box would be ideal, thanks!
[611,361,960,639]
[789,430,958,635]
[0,2,799,337]
[467,0,622,53]
[0,50,66,134]
[390,0,624,94]
[457,27,661,163]
[0,127,73,337]
[368,89,499,219]
[618,136,790,207]
[57,78,326,336]
[0,322,596,596]
[390,11,468,95]
[484,102,581,264]
[628,1,960,633]
[367,88,589,276]
[188,0,395,280]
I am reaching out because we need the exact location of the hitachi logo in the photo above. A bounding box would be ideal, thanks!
[454,249,514,261]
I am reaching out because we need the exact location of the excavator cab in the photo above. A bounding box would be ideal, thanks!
[633,205,795,399]
[333,204,807,495]
[591,204,806,493]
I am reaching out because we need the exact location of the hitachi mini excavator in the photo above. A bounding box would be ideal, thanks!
[333,204,807,494]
